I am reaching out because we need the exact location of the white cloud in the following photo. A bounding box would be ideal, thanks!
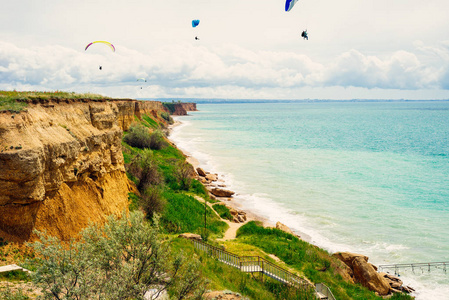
[1,40,449,99]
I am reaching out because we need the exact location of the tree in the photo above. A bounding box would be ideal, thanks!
[29,211,206,299]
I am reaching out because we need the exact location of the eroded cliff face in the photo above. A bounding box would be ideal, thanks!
[0,98,170,242]
[171,103,198,116]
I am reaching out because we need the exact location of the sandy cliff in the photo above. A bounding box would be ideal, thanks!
[0,98,173,242]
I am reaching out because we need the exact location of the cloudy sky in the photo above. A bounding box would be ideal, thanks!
[1,0,449,100]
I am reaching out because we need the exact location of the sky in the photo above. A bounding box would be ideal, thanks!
[1,0,449,100]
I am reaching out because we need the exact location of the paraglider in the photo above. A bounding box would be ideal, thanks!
[285,0,299,12]
[137,78,147,89]
[301,30,308,40]
[192,20,200,28]
[85,41,115,52]
[85,41,115,71]
[192,20,200,40]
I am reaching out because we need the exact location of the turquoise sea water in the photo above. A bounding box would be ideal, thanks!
[169,101,449,299]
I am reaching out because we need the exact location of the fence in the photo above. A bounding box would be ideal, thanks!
[192,239,336,300]
[378,261,449,276]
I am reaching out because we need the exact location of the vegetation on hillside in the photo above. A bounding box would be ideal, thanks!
[0,90,108,112]
[122,122,227,240]
[27,211,205,299]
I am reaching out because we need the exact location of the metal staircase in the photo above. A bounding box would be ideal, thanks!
[193,239,335,299]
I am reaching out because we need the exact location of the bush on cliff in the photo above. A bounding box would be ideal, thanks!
[161,111,174,124]
[28,211,206,300]
[124,124,167,150]
[126,149,162,192]
[141,186,166,220]
[124,123,152,149]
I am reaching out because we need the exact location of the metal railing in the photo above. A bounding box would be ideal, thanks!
[316,283,336,300]
[378,261,449,276]
[192,239,335,299]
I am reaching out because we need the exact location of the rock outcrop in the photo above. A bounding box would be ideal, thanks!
[210,188,235,198]
[0,97,193,243]
[178,233,202,241]
[333,252,391,296]
[275,222,294,235]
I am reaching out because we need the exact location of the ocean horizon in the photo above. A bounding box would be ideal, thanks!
[169,100,449,300]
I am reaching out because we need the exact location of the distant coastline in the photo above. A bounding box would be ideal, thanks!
[139,97,449,104]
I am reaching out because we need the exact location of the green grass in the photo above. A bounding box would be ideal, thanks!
[160,189,227,237]
[0,270,30,282]
[213,204,233,221]
[0,90,108,112]
[142,114,159,129]
[128,192,140,211]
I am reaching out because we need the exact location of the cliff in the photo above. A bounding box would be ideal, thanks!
[0,98,188,242]
[164,102,198,116]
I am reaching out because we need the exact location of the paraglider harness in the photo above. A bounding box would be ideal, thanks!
[301,30,308,40]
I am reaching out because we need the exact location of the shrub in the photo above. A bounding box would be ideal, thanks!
[29,211,206,300]
[161,112,174,124]
[126,149,162,192]
[0,288,30,300]
[149,130,167,150]
[141,186,166,219]
[174,160,194,191]
[123,124,151,149]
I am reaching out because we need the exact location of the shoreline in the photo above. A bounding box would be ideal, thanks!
[168,118,310,241]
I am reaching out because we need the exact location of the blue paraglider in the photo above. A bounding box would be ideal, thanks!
[285,0,299,12]
[192,20,200,27]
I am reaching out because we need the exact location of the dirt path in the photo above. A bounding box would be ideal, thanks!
[193,196,245,241]
[218,220,245,241]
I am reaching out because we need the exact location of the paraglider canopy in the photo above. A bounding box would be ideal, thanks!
[137,78,147,82]
[285,0,299,12]
[192,20,200,28]
[85,41,115,52]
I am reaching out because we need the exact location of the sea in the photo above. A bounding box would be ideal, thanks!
[168,100,449,300]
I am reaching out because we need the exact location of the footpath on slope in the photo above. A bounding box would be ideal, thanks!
[193,195,246,241]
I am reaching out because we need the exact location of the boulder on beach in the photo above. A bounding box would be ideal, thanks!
[206,173,218,182]
[275,222,294,235]
[196,167,207,177]
[210,188,235,198]
[228,207,247,223]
